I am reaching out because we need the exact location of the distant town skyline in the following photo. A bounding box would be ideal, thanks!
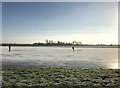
[2,2,118,44]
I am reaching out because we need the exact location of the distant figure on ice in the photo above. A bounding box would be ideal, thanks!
[9,45,11,52]
[72,46,74,52]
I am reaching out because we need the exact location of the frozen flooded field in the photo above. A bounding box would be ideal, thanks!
[1,46,119,68]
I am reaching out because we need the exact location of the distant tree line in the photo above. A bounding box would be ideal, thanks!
[33,40,82,46]
[0,39,119,47]
[1,40,82,46]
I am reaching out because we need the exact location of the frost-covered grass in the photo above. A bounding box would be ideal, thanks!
[2,67,120,88]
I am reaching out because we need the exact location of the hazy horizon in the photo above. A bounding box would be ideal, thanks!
[2,2,118,44]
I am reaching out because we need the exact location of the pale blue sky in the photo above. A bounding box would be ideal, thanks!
[2,0,119,2]
[2,2,118,44]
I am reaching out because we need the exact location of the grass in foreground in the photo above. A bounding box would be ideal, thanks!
[1,67,120,88]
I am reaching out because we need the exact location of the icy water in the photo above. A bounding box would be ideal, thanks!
[1,46,119,68]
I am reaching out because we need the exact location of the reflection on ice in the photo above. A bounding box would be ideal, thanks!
[111,63,118,69]
[2,46,118,69]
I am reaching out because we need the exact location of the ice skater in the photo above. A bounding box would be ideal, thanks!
[9,45,11,52]
[72,46,74,52]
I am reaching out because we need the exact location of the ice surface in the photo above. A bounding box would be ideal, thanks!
[1,46,118,68]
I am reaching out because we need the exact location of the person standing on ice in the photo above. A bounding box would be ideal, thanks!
[72,46,74,52]
[9,45,11,52]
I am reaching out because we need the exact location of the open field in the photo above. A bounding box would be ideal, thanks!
[2,67,120,88]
